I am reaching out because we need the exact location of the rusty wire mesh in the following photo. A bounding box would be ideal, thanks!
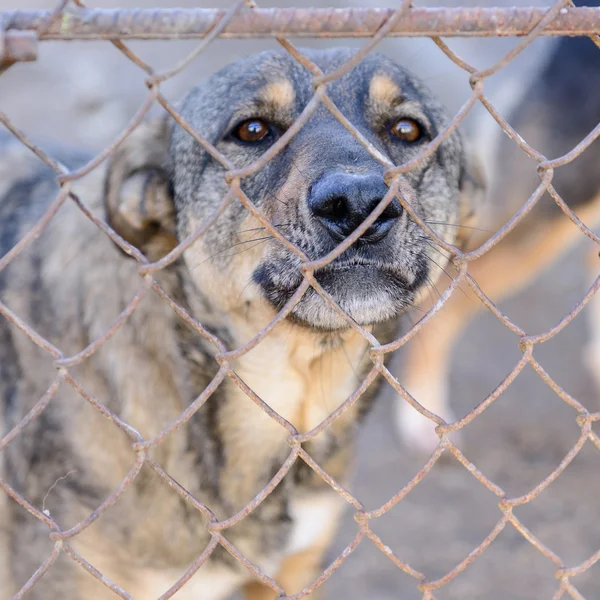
[0,0,599,598]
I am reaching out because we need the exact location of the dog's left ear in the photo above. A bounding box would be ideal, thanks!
[456,144,486,249]
[104,117,178,260]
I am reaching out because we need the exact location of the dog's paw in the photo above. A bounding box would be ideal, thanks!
[584,343,600,391]
[395,399,461,456]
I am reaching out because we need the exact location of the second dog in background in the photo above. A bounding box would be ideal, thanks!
[396,31,600,453]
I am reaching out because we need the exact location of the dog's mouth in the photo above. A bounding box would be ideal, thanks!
[253,255,429,331]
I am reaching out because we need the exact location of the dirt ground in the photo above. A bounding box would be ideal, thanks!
[1,1,599,598]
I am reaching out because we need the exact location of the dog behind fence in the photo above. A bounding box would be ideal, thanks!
[0,2,599,599]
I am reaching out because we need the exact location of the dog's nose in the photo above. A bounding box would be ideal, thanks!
[308,173,401,243]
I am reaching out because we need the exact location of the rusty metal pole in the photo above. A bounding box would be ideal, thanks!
[2,7,600,40]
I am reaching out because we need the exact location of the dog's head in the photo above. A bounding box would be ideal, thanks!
[106,49,483,331]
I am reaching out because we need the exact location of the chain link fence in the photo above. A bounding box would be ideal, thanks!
[0,1,599,598]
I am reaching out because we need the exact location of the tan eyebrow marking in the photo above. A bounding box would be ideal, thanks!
[259,80,296,109]
[369,74,402,106]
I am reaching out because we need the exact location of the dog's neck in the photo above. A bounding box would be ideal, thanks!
[182,269,369,417]
[168,269,373,509]
[198,286,371,431]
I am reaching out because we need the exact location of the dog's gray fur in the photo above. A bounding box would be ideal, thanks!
[0,49,475,599]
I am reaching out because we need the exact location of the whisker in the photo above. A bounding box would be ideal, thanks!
[291,160,310,181]
[423,239,452,261]
[237,277,257,303]
[426,256,457,284]
[424,255,471,300]
[266,189,290,208]
[235,222,294,236]
[410,304,429,315]
[339,337,361,382]
[424,274,443,303]
[424,220,491,234]
[199,236,274,266]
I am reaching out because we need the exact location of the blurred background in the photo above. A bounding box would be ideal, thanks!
[1,1,599,598]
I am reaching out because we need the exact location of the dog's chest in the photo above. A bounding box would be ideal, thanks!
[131,492,344,600]
[232,325,369,433]
[132,563,245,600]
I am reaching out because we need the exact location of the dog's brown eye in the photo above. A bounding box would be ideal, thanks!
[391,119,422,143]
[235,119,270,143]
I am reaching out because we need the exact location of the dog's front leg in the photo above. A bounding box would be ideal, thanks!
[242,538,331,600]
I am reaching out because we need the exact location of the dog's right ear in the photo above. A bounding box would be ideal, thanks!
[104,117,178,259]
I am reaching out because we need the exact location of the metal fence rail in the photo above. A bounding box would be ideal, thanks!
[0,0,599,598]
[3,6,600,39]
